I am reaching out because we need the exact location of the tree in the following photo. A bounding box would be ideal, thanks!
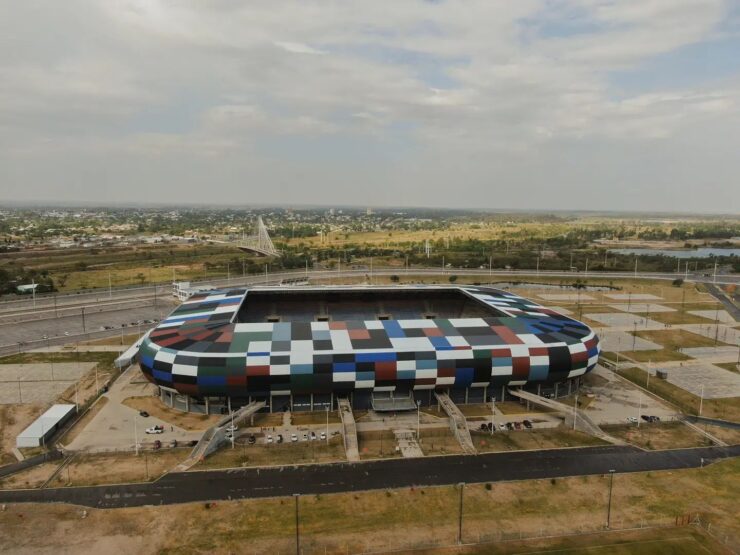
[449,275,458,283]
[390,275,400,283]
[672,278,684,287]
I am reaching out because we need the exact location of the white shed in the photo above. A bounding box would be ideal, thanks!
[16,404,76,448]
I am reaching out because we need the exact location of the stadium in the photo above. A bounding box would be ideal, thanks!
[135,285,600,414]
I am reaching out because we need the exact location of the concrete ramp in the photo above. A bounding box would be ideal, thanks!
[434,392,477,454]
[175,400,266,471]
[337,397,360,462]
[508,389,625,446]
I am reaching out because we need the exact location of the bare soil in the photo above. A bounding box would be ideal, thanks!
[602,422,712,450]
[121,396,218,431]
[0,404,45,465]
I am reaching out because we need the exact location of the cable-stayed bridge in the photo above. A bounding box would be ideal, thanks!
[208,216,281,257]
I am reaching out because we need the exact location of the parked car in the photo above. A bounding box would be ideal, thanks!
[302,433,308,441]
[145,426,163,434]
[523,420,533,429]
[247,435,256,445]
[310,431,317,441]
[225,432,234,441]
[225,425,238,433]
[139,411,150,418]
[319,432,326,440]
[499,423,506,430]
[641,415,650,422]
[514,422,522,430]
[506,422,514,431]
[291,433,298,442]
[188,440,198,447]
[153,440,161,449]
[266,435,273,444]
[277,434,284,444]
[651,415,661,422]
[479,423,488,431]
[627,416,638,424]
[169,439,178,448]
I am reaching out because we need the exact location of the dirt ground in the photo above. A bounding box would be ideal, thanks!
[121,396,219,431]
[0,462,58,489]
[602,422,713,450]
[1,457,738,554]
[471,427,608,452]
[0,403,45,464]
[701,424,740,446]
[291,410,341,426]
[197,436,346,469]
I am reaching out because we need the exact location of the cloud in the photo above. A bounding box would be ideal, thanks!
[0,0,738,213]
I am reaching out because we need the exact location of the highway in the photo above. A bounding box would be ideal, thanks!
[0,444,737,508]
[1,266,737,356]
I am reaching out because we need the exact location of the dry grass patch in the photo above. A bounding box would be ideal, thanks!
[0,462,59,490]
[621,349,690,363]
[197,436,346,469]
[702,424,740,445]
[649,311,717,325]
[1,458,740,554]
[0,403,45,464]
[635,329,730,349]
[58,450,187,486]
[602,422,712,450]
[472,427,607,452]
[121,396,218,431]
[291,410,341,426]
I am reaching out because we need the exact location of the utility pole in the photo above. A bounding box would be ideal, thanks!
[108,272,112,299]
[491,396,495,435]
[699,384,704,416]
[634,258,638,277]
[416,399,421,440]
[573,393,578,431]
[134,414,139,456]
[294,493,300,555]
[606,470,616,528]
[457,482,465,544]
[325,405,329,443]
[81,307,86,333]
[713,261,717,283]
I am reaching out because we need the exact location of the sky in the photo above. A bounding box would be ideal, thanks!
[1,0,739,214]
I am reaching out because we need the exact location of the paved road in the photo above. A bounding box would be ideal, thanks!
[706,283,740,322]
[1,444,737,509]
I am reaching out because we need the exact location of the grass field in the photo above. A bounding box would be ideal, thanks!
[618,366,740,423]
[635,329,730,350]
[1,458,738,554]
[197,436,346,469]
[601,422,712,450]
[472,427,608,452]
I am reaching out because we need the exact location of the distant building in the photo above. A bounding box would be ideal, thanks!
[172,281,216,302]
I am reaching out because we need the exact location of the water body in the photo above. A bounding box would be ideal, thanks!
[609,248,740,259]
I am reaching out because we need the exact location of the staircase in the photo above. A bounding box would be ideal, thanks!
[434,392,477,454]
[337,397,360,462]
[175,400,266,471]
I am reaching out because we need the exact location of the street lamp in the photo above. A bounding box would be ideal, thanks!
[490,396,495,436]
[606,469,616,528]
[416,399,421,441]
[457,482,465,544]
[294,493,300,555]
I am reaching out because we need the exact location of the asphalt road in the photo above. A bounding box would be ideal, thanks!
[1,444,738,509]
[706,283,740,322]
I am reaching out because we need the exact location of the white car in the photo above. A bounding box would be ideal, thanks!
[627,416,638,424]
[499,423,506,430]
[319,431,327,440]
[225,432,235,441]
[291,433,298,442]
[225,425,238,433]
[266,435,273,444]
[145,426,163,434]
[310,431,317,441]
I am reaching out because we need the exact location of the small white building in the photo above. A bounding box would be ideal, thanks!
[172,281,216,302]
[16,404,76,448]
[16,283,38,294]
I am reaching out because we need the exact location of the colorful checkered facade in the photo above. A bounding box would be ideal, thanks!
[137,286,600,397]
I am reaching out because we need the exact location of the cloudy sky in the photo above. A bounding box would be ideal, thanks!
[1,1,739,213]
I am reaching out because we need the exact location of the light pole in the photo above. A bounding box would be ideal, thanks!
[416,399,421,441]
[325,405,329,443]
[606,469,616,528]
[457,482,465,544]
[699,384,704,416]
[637,392,642,428]
[573,393,578,431]
[230,409,235,449]
[491,396,495,435]
[294,493,300,555]
[134,414,139,456]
